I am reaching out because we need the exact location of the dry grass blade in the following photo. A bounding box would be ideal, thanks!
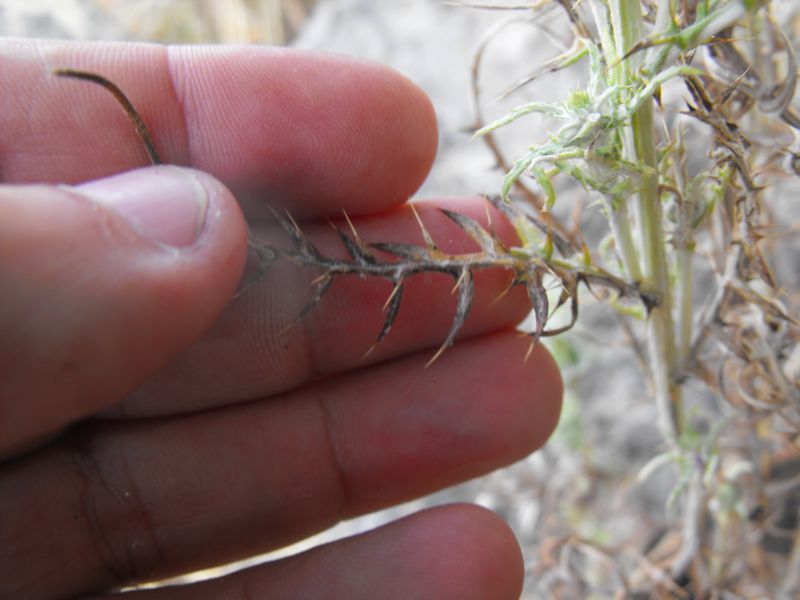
[52,68,161,165]
[469,12,547,211]
[496,37,586,101]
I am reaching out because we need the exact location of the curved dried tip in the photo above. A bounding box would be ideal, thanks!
[426,267,474,367]
[524,268,549,347]
[52,68,162,165]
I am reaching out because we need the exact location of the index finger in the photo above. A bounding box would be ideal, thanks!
[0,39,438,220]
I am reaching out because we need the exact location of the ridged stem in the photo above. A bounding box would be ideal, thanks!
[612,0,682,443]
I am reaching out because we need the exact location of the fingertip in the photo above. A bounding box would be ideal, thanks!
[523,341,564,448]
[427,331,563,466]
[167,46,439,219]
[409,503,525,599]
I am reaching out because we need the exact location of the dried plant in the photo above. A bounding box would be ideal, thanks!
[53,0,800,595]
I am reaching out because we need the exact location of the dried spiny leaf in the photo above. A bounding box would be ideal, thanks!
[371,242,435,261]
[542,284,579,336]
[270,207,321,258]
[440,208,505,256]
[524,269,550,344]
[427,267,475,367]
[332,224,377,267]
[377,281,405,343]
[296,274,333,320]
[257,199,647,363]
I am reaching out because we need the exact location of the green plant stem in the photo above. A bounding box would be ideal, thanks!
[602,196,643,281]
[613,0,682,443]
[591,0,643,282]
[634,101,683,443]
[675,165,694,367]
[677,240,694,366]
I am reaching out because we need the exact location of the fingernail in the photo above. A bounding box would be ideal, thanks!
[75,166,209,248]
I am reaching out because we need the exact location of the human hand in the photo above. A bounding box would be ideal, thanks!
[0,40,562,599]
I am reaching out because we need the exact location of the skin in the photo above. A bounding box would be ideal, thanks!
[0,39,563,599]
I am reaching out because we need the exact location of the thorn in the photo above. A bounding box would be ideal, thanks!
[383,282,403,311]
[451,268,469,294]
[410,203,437,250]
[425,345,447,369]
[309,273,329,286]
[342,209,362,244]
[489,277,515,307]
[361,344,376,360]
[524,338,537,362]
[483,196,493,230]
[285,210,303,235]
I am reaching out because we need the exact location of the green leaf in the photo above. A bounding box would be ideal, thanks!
[532,165,557,209]
[501,154,534,200]
[474,102,563,138]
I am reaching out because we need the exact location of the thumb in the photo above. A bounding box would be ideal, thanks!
[0,165,248,457]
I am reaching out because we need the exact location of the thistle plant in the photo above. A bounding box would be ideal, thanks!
[463,0,800,595]
[53,0,799,594]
